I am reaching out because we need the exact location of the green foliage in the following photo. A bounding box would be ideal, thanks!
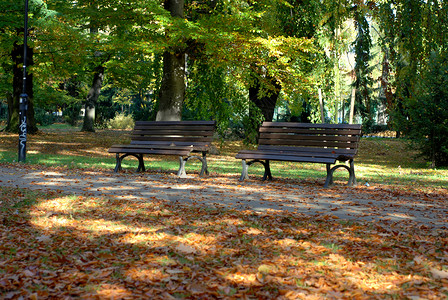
[404,51,448,167]
[352,5,376,131]
[106,113,135,130]
[34,107,56,126]
[184,62,247,139]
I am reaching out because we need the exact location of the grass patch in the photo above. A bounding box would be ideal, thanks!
[1,128,447,191]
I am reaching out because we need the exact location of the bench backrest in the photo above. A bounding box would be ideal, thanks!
[258,122,362,155]
[130,121,216,151]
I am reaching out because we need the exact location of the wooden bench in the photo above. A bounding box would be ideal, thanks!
[235,122,362,187]
[108,121,216,177]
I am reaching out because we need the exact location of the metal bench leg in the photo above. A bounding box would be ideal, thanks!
[114,153,122,172]
[239,160,249,181]
[114,153,145,173]
[348,159,357,186]
[262,160,273,181]
[177,156,188,178]
[324,161,357,188]
[136,154,145,172]
[199,152,209,176]
[324,163,334,188]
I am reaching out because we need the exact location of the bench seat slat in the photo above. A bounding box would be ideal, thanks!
[135,121,215,126]
[109,148,192,156]
[130,136,213,143]
[260,139,359,148]
[236,152,336,164]
[236,150,355,161]
[132,129,215,136]
[257,145,357,155]
[259,133,360,142]
[261,122,362,130]
[259,128,362,135]
[109,144,193,151]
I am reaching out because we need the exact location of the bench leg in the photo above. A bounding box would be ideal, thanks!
[324,160,357,188]
[239,160,250,181]
[136,154,145,172]
[114,154,122,173]
[239,159,272,181]
[114,153,145,173]
[348,159,357,186]
[177,156,188,178]
[199,152,209,176]
[262,160,273,181]
[324,164,334,187]
[177,153,209,177]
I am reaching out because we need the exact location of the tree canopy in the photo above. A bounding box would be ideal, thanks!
[1,0,448,164]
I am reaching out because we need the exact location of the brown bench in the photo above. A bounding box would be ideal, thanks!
[235,122,362,187]
[108,121,216,177]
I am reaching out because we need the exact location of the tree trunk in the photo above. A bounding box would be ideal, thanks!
[156,0,185,121]
[5,42,37,134]
[246,72,281,143]
[248,73,281,123]
[81,65,104,132]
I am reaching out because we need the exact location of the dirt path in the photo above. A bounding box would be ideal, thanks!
[1,164,447,230]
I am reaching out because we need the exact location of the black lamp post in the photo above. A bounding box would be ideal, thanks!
[18,0,29,163]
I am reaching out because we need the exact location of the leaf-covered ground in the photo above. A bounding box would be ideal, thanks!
[1,186,447,299]
[0,128,447,299]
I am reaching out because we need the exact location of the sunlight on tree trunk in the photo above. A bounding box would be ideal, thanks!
[82,66,104,132]
[156,51,185,121]
[156,0,185,121]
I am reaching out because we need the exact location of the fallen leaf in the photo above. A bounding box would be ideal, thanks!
[430,268,448,279]
[175,243,196,254]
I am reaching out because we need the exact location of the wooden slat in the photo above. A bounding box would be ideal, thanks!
[261,122,362,130]
[109,144,193,150]
[133,126,216,132]
[135,121,215,126]
[130,136,212,143]
[108,147,192,156]
[259,139,359,149]
[237,150,355,161]
[132,129,214,136]
[259,133,360,142]
[257,145,357,155]
[131,141,209,146]
[235,152,336,164]
[259,127,361,135]
[237,150,338,158]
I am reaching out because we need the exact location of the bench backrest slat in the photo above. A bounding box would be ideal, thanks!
[129,121,216,150]
[258,122,362,151]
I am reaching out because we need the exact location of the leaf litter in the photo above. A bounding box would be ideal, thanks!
[1,182,447,299]
[0,129,447,298]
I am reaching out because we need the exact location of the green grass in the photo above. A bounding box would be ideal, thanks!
[0,126,447,191]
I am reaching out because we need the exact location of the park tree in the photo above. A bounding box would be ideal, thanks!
[0,0,55,134]
[45,0,167,129]
[156,0,186,121]
[181,0,317,139]
[352,3,375,130]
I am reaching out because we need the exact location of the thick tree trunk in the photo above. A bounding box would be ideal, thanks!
[81,65,104,132]
[5,42,37,134]
[156,0,185,121]
[156,51,186,121]
[246,72,281,143]
[249,73,281,123]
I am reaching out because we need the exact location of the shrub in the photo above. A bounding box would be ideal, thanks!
[106,113,135,130]
[35,107,56,126]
